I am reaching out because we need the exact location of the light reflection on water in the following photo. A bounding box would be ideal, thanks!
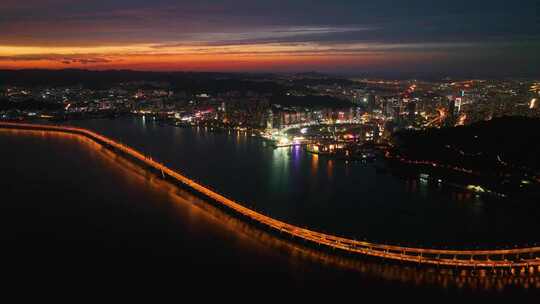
[327,159,334,180]
[1,128,539,293]
[270,147,290,189]
[60,117,540,249]
[311,154,319,175]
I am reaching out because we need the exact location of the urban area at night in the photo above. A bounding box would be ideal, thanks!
[1,0,539,300]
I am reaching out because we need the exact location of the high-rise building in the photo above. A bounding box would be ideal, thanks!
[393,100,402,122]
[366,94,376,114]
[266,109,274,129]
[352,89,364,105]
[407,101,417,122]
[447,96,456,126]
[454,97,462,115]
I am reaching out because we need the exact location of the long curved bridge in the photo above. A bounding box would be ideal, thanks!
[2,121,540,269]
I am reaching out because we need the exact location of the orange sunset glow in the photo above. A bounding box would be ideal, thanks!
[1,1,538,76]
[0,43,444,72]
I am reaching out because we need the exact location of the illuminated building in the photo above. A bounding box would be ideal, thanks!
[530,98,538,110]
[407,101,417,122]
[447,96,456,126]
[366,94,376,114]
[265,109,272,129]
[393,100,402,122]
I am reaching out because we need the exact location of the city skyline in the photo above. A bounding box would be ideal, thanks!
[1,0,539,77]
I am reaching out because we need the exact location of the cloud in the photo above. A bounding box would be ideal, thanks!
[0,54,113,65]
[2,0,538,47]
[61,57,113,64]
[151,26,377,49]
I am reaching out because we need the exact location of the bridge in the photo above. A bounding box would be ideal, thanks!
[2,121,540,270]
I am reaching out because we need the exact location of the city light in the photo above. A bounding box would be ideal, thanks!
[278,136,290,146]
[467,185,486,193]
[2,0,540,293]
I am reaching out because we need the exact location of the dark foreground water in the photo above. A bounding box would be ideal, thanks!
[1,124,539,299]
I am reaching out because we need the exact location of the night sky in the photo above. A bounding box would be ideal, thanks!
[1,0,539,77]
